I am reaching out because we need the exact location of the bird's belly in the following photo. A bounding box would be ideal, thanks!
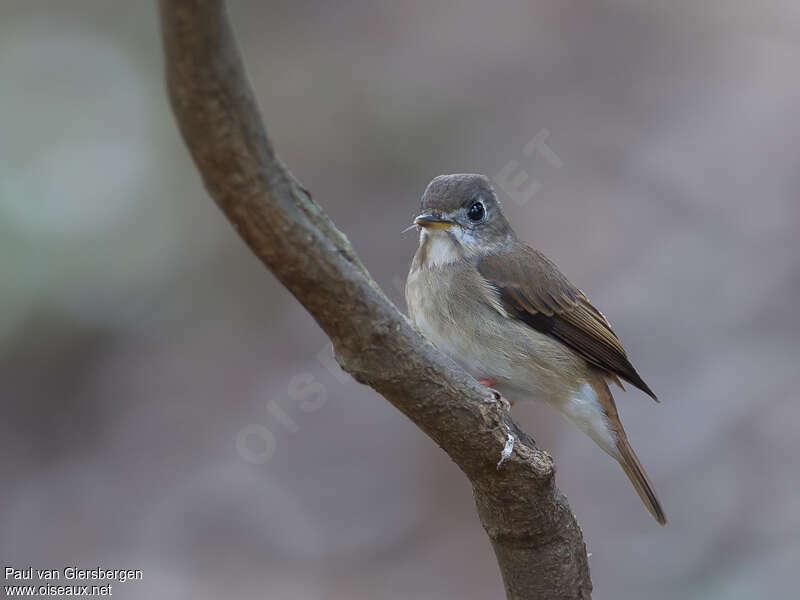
[410,304,494,377]
[407,267,584,405]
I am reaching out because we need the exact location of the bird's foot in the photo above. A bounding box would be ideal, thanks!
[478,378,512,411]
[497,424,516,469]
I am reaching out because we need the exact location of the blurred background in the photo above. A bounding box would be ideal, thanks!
[1,1,799,598]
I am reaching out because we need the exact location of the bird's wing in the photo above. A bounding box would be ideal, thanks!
[477,246,657,401]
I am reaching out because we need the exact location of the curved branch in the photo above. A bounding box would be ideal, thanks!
[158,1,592,598]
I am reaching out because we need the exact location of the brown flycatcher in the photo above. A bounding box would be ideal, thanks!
[406,173,666,524]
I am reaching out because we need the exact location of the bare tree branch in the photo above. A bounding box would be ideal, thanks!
[158,1,592,598]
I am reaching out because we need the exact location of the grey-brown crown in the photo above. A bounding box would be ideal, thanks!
[420,174,497,213]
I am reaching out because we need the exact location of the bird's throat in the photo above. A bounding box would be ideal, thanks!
[415,231,464,269]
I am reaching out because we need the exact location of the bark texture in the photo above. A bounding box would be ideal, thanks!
[159,2,592,598]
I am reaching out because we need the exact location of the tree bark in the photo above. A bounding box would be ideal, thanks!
[158,1,592,598]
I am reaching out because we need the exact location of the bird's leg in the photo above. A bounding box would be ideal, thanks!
[478,378,513,410]
[477,378,515,468]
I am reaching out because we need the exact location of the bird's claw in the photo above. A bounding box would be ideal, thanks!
[497,424,515,469]
[478,378,512,411]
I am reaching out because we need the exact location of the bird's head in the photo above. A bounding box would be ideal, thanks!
[412,174,515,266]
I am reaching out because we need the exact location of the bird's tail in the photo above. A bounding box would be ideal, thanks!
[587,373,667,525]
[616,434,667,525]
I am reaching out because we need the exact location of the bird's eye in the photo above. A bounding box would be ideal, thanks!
[467,201,485,222]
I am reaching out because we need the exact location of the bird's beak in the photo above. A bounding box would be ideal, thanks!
[413,214,455,230]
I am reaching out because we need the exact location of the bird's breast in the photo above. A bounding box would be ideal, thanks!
[405,260,586,404]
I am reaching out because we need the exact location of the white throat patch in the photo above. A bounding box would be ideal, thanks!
[419,230,462,267]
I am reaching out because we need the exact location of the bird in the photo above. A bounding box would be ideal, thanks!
[405,173,666,524]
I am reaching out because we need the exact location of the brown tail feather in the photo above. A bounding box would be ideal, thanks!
[617,436,667,525]
[587,372,667,525]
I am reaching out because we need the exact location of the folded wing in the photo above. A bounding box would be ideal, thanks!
[477,246,657,401]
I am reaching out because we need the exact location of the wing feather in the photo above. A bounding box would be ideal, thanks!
[478,246,657,401]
